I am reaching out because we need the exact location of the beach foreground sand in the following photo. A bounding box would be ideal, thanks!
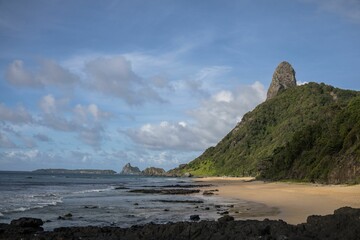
[197,177,360,224]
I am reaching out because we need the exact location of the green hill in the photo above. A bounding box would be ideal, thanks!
[170,65,360,184]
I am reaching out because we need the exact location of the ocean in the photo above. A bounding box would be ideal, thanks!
[0,171,253,230]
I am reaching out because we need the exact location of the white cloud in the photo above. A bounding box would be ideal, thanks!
[213,90,234,103]
[37,59,78,86]
[22,136,37,148]
[0,103,33,124]
[127,81,266,151]
[37,94,110,148]
[5,59,78,88]
[127,121,208,151]
[78,126,104,150]
[73,104,112,123]
[180,66,233,96]
[39,94,57,114]
[85,56,165,105]
[5,60,37,87]
[0,132,16,148]
[195,66,232,82]
[297,81,308,85]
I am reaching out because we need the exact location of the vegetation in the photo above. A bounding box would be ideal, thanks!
[172,82,360,183]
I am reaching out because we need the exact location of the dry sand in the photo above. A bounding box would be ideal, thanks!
[197,177,360,224]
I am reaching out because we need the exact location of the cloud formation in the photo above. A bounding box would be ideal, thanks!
[0,131,16,148]
[0,103,33,124]
[127,81,266,151]
[5,59,78,88]
[85,56,165,105]
[37,94,111,148]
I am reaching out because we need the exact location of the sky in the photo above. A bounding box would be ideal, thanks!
[0,0,359,171]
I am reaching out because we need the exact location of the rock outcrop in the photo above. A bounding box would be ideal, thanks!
[120,163,141,175]
[2,207,360,240]
[142,167,166,176]
[266,61,297,100]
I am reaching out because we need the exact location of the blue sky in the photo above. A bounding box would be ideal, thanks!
[0,0,359,171]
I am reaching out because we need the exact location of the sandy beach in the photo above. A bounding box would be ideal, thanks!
[197,177,360,224]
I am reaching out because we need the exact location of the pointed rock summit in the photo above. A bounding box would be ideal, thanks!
[267,61,297,100]
[120,163,141,175]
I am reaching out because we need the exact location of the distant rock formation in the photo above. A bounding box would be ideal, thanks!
[267,61,297,100]
[142,167,166,176]
[120,163,141,175]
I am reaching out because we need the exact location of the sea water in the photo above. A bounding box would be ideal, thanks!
[0,171,221,229]
[0,171,277,230]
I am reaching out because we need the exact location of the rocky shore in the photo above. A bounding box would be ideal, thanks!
[1,207,359,240]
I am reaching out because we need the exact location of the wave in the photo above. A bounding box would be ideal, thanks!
[74,186,115,194]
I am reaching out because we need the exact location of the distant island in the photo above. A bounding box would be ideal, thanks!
[32,169,116,175]
[120,163,168,176]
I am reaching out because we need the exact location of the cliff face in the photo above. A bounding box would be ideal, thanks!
[120,163,141,175]
[171,62,360,184]
[267,61,297,100]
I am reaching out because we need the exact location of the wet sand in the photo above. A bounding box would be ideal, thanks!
[197,177,360,224]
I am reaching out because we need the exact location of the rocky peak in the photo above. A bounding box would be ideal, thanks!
[120,163,141,175]
[267,61,297,100]
[142,167,166,176]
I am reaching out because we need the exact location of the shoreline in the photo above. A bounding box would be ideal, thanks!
[196,177,360,224]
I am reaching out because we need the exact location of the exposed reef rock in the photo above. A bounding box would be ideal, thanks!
[120,163,141,175]
[267,61,297,100]
[1,207,360,240]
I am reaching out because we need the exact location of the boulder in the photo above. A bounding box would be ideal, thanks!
[190,215,200,221]
[10,218,43,228]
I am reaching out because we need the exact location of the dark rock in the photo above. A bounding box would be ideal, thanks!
[204,207,210,210]
[114,186,129,190]
[143,184,213,188]
[10,218,43,228]
[84,205,98,209]
[218,215,234,223]
[58,213,73,220]
[129,189,200,195]
[267,61,297,100]
[203,190,214,196]
[190,215,200,221]
[134,203,139,206]
[2,207,360,240]
[152,200,204,204]
[164,209,169,212]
